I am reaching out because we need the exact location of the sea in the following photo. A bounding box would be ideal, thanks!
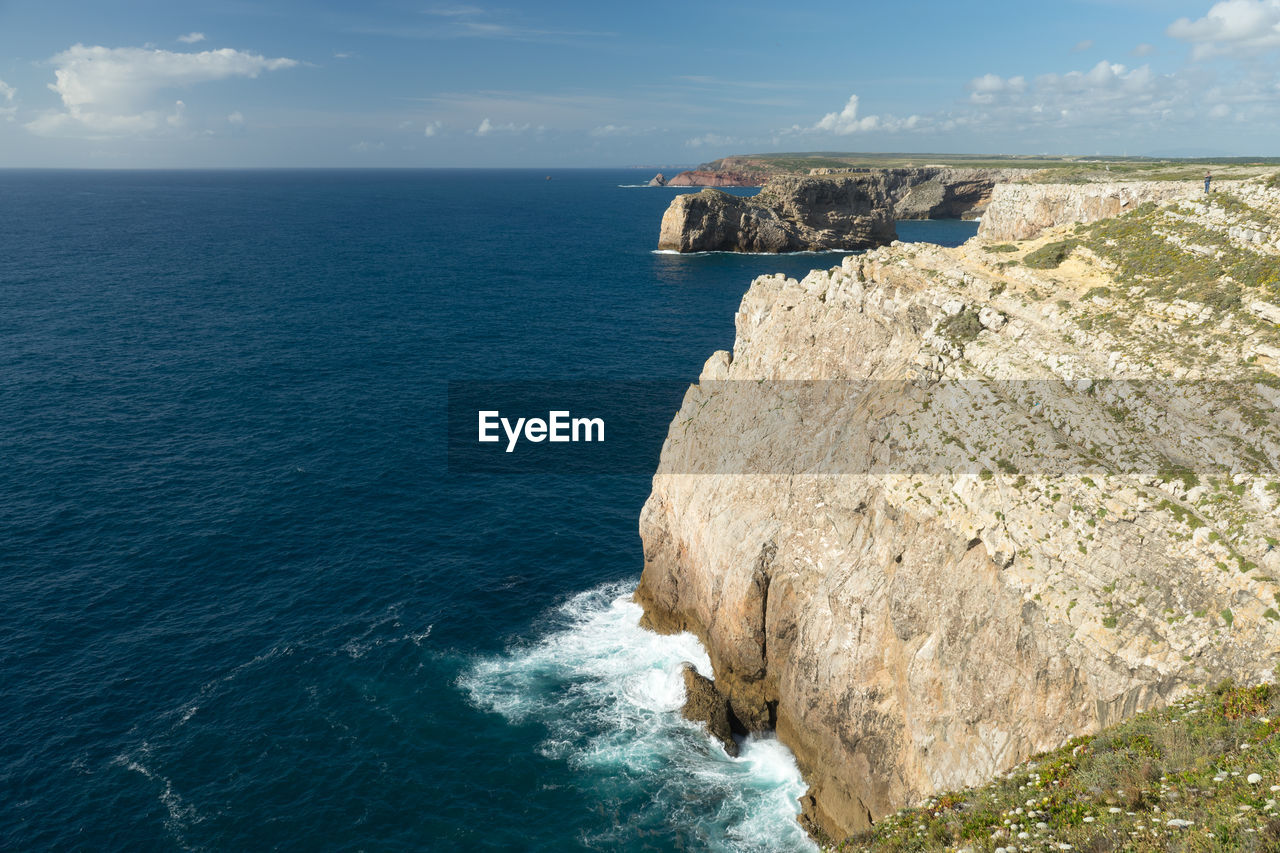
[0,169,977,852]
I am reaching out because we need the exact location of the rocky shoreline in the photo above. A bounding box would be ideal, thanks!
[657,177,896,253]
[656,168,1031,254]
[635,176,1280,841]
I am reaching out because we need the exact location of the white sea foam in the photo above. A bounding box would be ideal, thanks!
[115,748,202,851]
[460,581,816,852]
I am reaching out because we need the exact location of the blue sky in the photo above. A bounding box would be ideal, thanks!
[1,0,1279,167]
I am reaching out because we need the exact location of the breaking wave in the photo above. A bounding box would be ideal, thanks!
[459,581,816,852]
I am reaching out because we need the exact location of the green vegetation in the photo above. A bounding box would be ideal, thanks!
[1077,202,1280,304]
[985,244,1019,254]
[1023,240,1079,270]
[835,681,1280,852]
[696,153,1280,184]
[938,309,984,346]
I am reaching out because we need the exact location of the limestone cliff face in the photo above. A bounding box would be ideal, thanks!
[637,179,1280,840]
[812,167,1028,219]
[658,179,897,253]
[978,181,1202,241]
[666,169,763,187]
[669,165,1026,219]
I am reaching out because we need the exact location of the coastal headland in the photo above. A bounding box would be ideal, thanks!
[636,161,1280,845]
[656,153,1280,255]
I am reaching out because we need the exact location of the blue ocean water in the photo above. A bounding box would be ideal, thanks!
[0,170,976,851]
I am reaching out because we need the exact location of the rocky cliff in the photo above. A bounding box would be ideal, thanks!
[636,177,1280,841]
[667,169,763,187]
[669,165,1026,219]
[978,180,1205,241]
[815,166,1028,219]
[658,177,897,253]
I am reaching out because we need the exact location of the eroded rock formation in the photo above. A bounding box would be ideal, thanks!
[638,177,1280,840]
[657,178,897,253]
[813,166,1027,219]
[667,165,1026,219]
[679,663,739,756]
[667,169,763,187]
[978,181,1203,241]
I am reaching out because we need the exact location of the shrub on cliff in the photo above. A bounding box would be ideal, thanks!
[1022,239,1079,269]
[836,680,1280,852]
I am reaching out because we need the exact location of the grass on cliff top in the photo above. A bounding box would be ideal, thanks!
[1070,195,1280,306]
[697,154,1280,182]
[834,680,1280,852]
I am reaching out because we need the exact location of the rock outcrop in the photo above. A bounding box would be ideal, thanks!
[978,181,1203,241]
[668,166,1026,218]
[814,167,1028,219]
[637,178,1280,840]
[680,663,739,756]
[666,169,764,187]
[658,177,897,253]
[647,173,667,187]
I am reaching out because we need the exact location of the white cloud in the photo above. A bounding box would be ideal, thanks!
[227,110,244,124]
[0,79,15,120]
[1168,0,1280,59]
[475,117,531,135]
[589,123,630,137]
[685,132,737,148]
[807,94,923,135]
[25,44,297,137]
[177,32,206,44]
[351,141,385,152]
[814,94,874,134]
[1073,39,1094,52]
[1132,42,1157,57]
[424,120,443,136]
[968,73,1027,104]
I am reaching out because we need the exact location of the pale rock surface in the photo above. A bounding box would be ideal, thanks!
[979,182,1203,241]
[636,179,1280,841]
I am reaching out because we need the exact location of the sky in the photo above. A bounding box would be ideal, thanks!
[1,0,1280,167]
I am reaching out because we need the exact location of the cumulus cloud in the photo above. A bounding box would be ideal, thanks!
[475,117,531,135]
[25,44,297,137]
[807,94,923,135]
[813,94,875,134]
[940,58,1252,142]
[1168,0,1280,59]
[0,79,15,120]
[968,73,1027,104]
[177,32,206,44]
[424,120,443,136]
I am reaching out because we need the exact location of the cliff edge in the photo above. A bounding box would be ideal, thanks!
[657,177,897,253]
[636,176,1280,840]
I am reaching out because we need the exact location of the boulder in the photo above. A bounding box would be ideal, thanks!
[680,663,739,756]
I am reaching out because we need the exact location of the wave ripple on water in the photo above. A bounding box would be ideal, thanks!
[460,582,817,853]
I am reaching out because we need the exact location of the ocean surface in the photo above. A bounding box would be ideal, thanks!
[0,169,977,851]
